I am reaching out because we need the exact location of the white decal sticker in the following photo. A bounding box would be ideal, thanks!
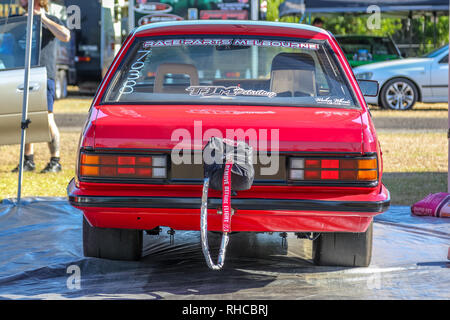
[186,109,276,115]
[186,86,277,98]
[315,97,352,106]
[315,111,350,117]
[144,39,233,47]
[143,39,319,50]
[119,48,152,94]
[232,39,319,50]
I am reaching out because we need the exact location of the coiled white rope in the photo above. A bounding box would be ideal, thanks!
[200,177,230,270]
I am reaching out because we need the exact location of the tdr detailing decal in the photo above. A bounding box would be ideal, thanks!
[186,86,277,98]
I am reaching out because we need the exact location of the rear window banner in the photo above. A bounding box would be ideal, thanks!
[144,39,320,50]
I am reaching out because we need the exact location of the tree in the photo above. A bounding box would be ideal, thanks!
[267,0,448,55]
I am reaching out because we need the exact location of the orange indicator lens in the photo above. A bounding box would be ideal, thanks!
[357,170,378,180]
[358,159,377,170]
[81,154,99,165]
[80,165,99,176]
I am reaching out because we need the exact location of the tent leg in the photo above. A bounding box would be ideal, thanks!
[17,0,34,204]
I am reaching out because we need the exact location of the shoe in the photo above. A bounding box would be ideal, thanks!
[11,160,36,172]
[40,160,62,173]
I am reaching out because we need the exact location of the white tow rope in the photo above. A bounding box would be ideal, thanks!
[200,160,233,270]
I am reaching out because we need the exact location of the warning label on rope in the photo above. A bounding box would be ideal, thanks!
[222,161,233,233]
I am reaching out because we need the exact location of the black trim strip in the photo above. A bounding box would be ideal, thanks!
[69,194,390,213]
[87,148,374,157]
[99,101,362,110]
[422,85,448,88]
[77,177,378,188]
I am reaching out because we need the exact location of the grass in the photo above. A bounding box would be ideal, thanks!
[378,131,447,205]
[382,172,447,206]
[54,97,91,114]
[0,131,79,199]
[53,87,92,114]
[369,102,448,118]
[0,97,448,205]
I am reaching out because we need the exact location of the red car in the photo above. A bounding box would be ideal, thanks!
[68,21,390,267]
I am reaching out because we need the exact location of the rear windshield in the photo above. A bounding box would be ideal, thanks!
[102,35,359,109]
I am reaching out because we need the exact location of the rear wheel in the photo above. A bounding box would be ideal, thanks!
[312,222,373,267]
[83,216,143,261]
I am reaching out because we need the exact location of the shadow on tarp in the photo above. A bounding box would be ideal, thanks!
[0,197,448,300]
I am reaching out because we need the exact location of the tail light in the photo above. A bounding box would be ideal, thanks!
[75,56,91,62]
[225,72,241,78]
[289,157,378,183]
[79,152,167,180]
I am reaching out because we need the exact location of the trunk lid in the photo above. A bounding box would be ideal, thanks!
[93,105,363,153]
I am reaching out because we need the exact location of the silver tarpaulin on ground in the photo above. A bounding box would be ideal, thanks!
[0,198,448,299]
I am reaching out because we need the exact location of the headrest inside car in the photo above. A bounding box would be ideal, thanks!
[154,63,199,93]
[270,53,316,97]
[271,52,315,72]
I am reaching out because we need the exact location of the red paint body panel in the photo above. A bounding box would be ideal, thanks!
[82,208,374,233]
[93,105,364,153]
[71,22,390,234]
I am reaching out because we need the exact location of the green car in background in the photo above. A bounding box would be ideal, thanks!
[336,35,402,68]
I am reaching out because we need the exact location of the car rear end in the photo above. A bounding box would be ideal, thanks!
[68,21,390,267]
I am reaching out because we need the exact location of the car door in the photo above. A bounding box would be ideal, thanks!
[430,51,449,102]
[0,15,50,146]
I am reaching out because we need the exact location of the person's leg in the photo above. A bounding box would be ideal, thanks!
[11,143,35,172]
[41,79,62,173]
[25,143,33,155]
[47,113,60,158]
[24,143,35,169]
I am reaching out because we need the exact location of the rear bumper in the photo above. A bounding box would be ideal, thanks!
[70,192,389,213]
[68,179,390,233]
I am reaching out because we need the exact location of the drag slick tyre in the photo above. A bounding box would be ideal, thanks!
[83,216,143,261]
[312,222,373,267]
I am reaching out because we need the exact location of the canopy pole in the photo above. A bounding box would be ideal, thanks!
[251,0,258,78]
[128,0,135,33]
[448,0,450,193]
[17,0,34,204]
